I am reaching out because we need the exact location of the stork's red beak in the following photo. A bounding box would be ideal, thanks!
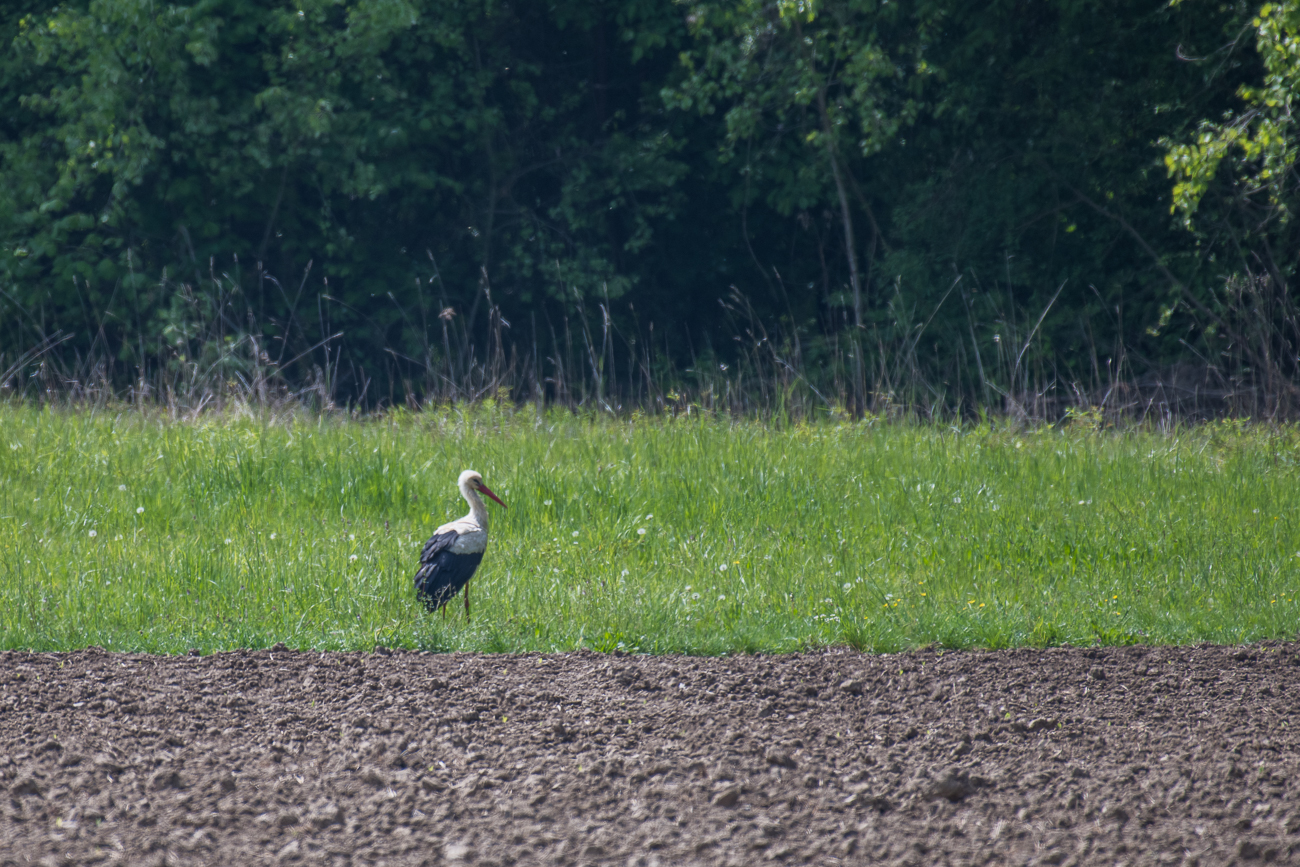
[478,483,507,509]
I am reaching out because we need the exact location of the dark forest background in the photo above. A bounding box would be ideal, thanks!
[2,0,1299,419]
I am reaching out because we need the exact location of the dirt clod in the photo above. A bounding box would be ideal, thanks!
[925,767,976,802]
[712,785,741,807]
[765,747,797,768]
[147,769,184,790]
[2,643,1298,865]
[306,800,343,828]
[10,776,43,798]
[444,842,472,861]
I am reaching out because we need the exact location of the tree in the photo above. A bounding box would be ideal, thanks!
[667,0,925,328]
[0,0,689,400]
[1165,0,1300,230]
[1162,0,1300,415]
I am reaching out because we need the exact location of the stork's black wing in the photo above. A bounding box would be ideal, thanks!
[418,530,458,564]
[413,531,483,612]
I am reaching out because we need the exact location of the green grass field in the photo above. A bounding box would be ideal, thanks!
[0,405,1297,654]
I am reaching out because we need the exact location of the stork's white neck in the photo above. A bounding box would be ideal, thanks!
[460,483,489,529]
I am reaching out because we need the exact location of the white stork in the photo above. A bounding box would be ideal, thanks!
[414,469,507,620]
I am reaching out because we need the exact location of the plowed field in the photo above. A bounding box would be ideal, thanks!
[3,643,1298,866]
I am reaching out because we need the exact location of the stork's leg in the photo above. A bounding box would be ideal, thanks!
[465,582,471,621]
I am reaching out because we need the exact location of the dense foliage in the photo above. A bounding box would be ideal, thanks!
[1,0,1295,414]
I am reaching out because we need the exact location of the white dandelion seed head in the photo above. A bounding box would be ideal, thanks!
[843,583,852,591]
[621,569,629,576]
[718,563,727,571]
[349,554,358,562]
[691,592,701,600]
[270,533,276,539]
[88,529,97,538]
[136,506,144,514]
[224,538,232,545]
[118,484,127,492]
[349,534,355,541]
[644,514,653,520]
[718,595,726,602]
[544,499,553,506]
[953,496,961,504]
[572,531,579,537]
[637,528,646,535]
[684,585,692,592]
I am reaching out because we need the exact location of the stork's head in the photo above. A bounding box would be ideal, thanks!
[458,469,507,508]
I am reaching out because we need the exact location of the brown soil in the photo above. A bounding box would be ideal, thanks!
[2,643,1298,866]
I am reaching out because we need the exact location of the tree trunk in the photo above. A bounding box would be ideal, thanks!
[817,87,865,416]
[818,88,861,330]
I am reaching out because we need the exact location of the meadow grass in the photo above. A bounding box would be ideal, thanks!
[0,404,1297,655]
